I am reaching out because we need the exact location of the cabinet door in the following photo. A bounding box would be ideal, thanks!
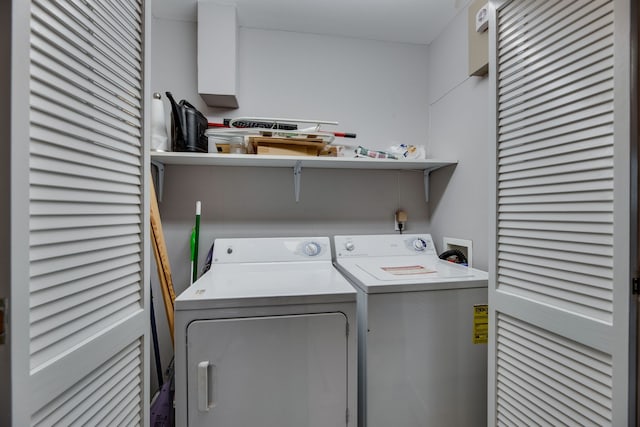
[187,313,349,427]
[6,0,150,424]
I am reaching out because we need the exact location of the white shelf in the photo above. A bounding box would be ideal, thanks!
[150,152,456,202]
[151,151,454,170]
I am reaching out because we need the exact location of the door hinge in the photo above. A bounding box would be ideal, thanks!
[633,278,640,295]
[346,407,350,424]
[0,298,6,345]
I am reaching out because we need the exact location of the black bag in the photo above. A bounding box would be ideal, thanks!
[165,92,208,153]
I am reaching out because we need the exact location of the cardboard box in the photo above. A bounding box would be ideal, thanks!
[257,144,320,156]
[249,136,325,156]
[319,146,342,157]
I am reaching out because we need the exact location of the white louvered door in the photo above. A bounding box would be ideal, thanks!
[10,0,150,425]
[488,0,634,425]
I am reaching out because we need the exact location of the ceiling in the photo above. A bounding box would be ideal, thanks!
[152,0,472,45]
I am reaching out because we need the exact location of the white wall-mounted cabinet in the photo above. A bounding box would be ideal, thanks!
[198,2,239,108]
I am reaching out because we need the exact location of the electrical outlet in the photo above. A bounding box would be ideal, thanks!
[394,210,407,232]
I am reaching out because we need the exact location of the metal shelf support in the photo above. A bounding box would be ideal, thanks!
[293,160,302,202]
[424,169,430,202]
[151,160,165,202]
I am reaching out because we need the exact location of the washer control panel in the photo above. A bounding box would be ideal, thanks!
[335,234,438,258]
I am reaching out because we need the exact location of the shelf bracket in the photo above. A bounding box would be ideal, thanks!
[424,169,430,202]
[151,160,165,202]
[293,160,303,202]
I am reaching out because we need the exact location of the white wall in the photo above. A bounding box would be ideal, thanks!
[149,15,434,394]
[427,7,490,270]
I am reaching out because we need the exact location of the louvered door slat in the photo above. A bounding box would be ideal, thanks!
[30,141,141,179]
[31,77,139,131]
[499,134,613,165]
[498,252,612,281]
[31,94,140,146]
[496,314,613,424]
[500,31,613,97]
[24,0,147,422]
[498,1,587,55]
[32,341,142,426]
[30,233,140,259]
[117,0,143,21]
[30,282,140,339]
[499,227,613,245]
[95,2,143,45]
[30,268,141,309]
[490,1,632,422]
[500,75,613,125]
[497,0,544,37]
[500,67,614,115]
[74,363,141,425]
[31,80,140,139]
[30,48,141,117]
[500,103,613,144]
[30,16,140,98]
[499,87,613,136]
[30,110,140,155]
[498,112,613,149]
[35,0,142,68]
[497,272,611,310]
[499,235,612,256]
[30,243,140,278]
[31,172,141,196]
[499,190,613,206]
[497,381,561,425]
[498,1,611,66]
[31,2,141,83]
[498,258,612,289]
[30,293,141,368]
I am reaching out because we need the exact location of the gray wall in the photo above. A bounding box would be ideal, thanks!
[427,8,490,270]
[148,2,490,396]
[0,0,10,423]
[149,14,434,394]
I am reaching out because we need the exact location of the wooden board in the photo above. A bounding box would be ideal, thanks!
[150,177,176,345]
[249,136,325,147]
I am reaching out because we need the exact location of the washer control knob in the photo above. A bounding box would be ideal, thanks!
[303,242,321,256]
[413,238,427,251]
[345,241,355,251]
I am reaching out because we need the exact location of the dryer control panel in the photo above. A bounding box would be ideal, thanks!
[213,237,331,264]
[335,234,438,259]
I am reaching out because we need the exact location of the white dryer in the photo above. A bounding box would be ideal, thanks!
[334,234,488,427]
[175,237,357,427]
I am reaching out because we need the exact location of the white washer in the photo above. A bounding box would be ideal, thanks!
[175,237,357,427]
[334,234,488,427]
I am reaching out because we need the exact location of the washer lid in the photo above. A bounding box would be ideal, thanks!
[335,257,488,293]
[175,261,357,310]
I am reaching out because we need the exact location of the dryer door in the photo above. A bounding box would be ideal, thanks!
[186,313,349,427]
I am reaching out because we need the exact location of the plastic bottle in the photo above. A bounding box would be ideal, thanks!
[151,92,169,151]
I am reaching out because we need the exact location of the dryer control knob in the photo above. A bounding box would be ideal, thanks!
[303,242,321,256]
[345,241,355,251]
[413,238,427,251]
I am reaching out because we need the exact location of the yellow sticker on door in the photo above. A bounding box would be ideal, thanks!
[473,304,488,344]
